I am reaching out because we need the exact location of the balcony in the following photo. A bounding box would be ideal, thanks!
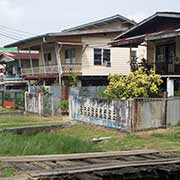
[21,64,82,78]
[21,65,59,77]
[155,62,180,76]
[61,63,82,75]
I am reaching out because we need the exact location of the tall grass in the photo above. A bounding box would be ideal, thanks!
[0,132,99,156]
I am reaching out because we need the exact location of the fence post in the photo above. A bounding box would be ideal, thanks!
[38,93,42,116]
[164,97,168,128]
[51,96,55,116]
[128,99,134,132]
[24,92,28,113]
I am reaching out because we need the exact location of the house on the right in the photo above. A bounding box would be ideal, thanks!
[111,12,180,97]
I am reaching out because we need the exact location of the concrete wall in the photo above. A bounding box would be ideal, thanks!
[69,92,132,131]
[69,88,180,131]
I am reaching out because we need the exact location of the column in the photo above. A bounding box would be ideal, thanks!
[167,78,174,97]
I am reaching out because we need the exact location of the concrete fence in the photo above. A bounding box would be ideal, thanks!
[69,88,180,131]
[25,92,61,116]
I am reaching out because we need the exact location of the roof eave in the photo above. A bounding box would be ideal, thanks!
[114,12,180,41]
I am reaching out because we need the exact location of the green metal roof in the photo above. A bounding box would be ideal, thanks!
[0,47,17,51]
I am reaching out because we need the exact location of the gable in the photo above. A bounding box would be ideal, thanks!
[62,15,136,33]
[115,12,180,40]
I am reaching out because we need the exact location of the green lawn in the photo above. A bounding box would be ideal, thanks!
[0,114,64,129]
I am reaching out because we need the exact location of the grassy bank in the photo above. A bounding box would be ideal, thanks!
[0,123,180,156]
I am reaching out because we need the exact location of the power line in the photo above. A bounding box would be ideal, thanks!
[0,32,20,41]
[0,28,28,40]
[0,25,36,36]
[0,27,29,39]
[0,24,37,41]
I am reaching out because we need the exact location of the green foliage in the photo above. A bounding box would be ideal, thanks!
[0,167,16,177]
[40,87,51,95]
[96,86,106,98]
[60,100,69,112]
[175,89,180,96]
[69,73,78,87]
[14,93,24,110]
[104,67,163,99]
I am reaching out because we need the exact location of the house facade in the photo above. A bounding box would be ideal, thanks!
[0,49,39,90]
[5,15,136,90]
[111,12,180,97]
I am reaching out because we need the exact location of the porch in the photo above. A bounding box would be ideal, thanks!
[21,63,82,77]
[16,41,84,79]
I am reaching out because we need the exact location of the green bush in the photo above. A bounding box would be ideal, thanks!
[60,100,69,112]
[175,89,180,96]
[104,67,163,100]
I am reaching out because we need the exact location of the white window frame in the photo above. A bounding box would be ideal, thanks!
[94,48,111,66]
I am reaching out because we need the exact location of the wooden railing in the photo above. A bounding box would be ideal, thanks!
[61,63,82,74]
[21,64,82,76]
[21,65,59,76]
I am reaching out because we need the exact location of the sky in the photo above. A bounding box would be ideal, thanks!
[0,0,180,46]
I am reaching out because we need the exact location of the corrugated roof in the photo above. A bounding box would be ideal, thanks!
[114,11,180,40]
[5,29,127,48]
[0,51,39,60]
[62,14,137,32]
[5,14,136,48]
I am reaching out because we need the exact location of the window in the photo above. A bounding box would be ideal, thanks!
[156,46,166,63]
[94,48,111,66]
[167,44,176,64]
[130,50,137,64]
[44,53,51,66]
[103,49,111,65]
[65,48,76,64]
[94,48,102,65]
[156,44,175,64]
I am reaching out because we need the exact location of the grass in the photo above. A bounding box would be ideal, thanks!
[0,121,180,156]
[0,167,16,177]
[1,114,180,156]
[0,132,98,156]
[0,114,64,129]
[0,107,14,113]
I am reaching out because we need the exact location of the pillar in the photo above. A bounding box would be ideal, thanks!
[167,78,174,97]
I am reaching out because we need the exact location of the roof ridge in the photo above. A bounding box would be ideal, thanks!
[62,14,136,32]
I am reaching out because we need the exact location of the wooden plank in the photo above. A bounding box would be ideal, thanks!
[29,157,180,177]
[0,150,161,163]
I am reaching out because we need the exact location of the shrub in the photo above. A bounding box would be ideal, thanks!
[60,100,69,112]
[104,67,163,100]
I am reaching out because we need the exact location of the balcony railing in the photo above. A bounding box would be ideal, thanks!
[21,65,59,76]
[21,64,82,77]
[61,63,82,74]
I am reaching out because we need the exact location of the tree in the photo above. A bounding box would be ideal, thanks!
[104,67,163,100]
